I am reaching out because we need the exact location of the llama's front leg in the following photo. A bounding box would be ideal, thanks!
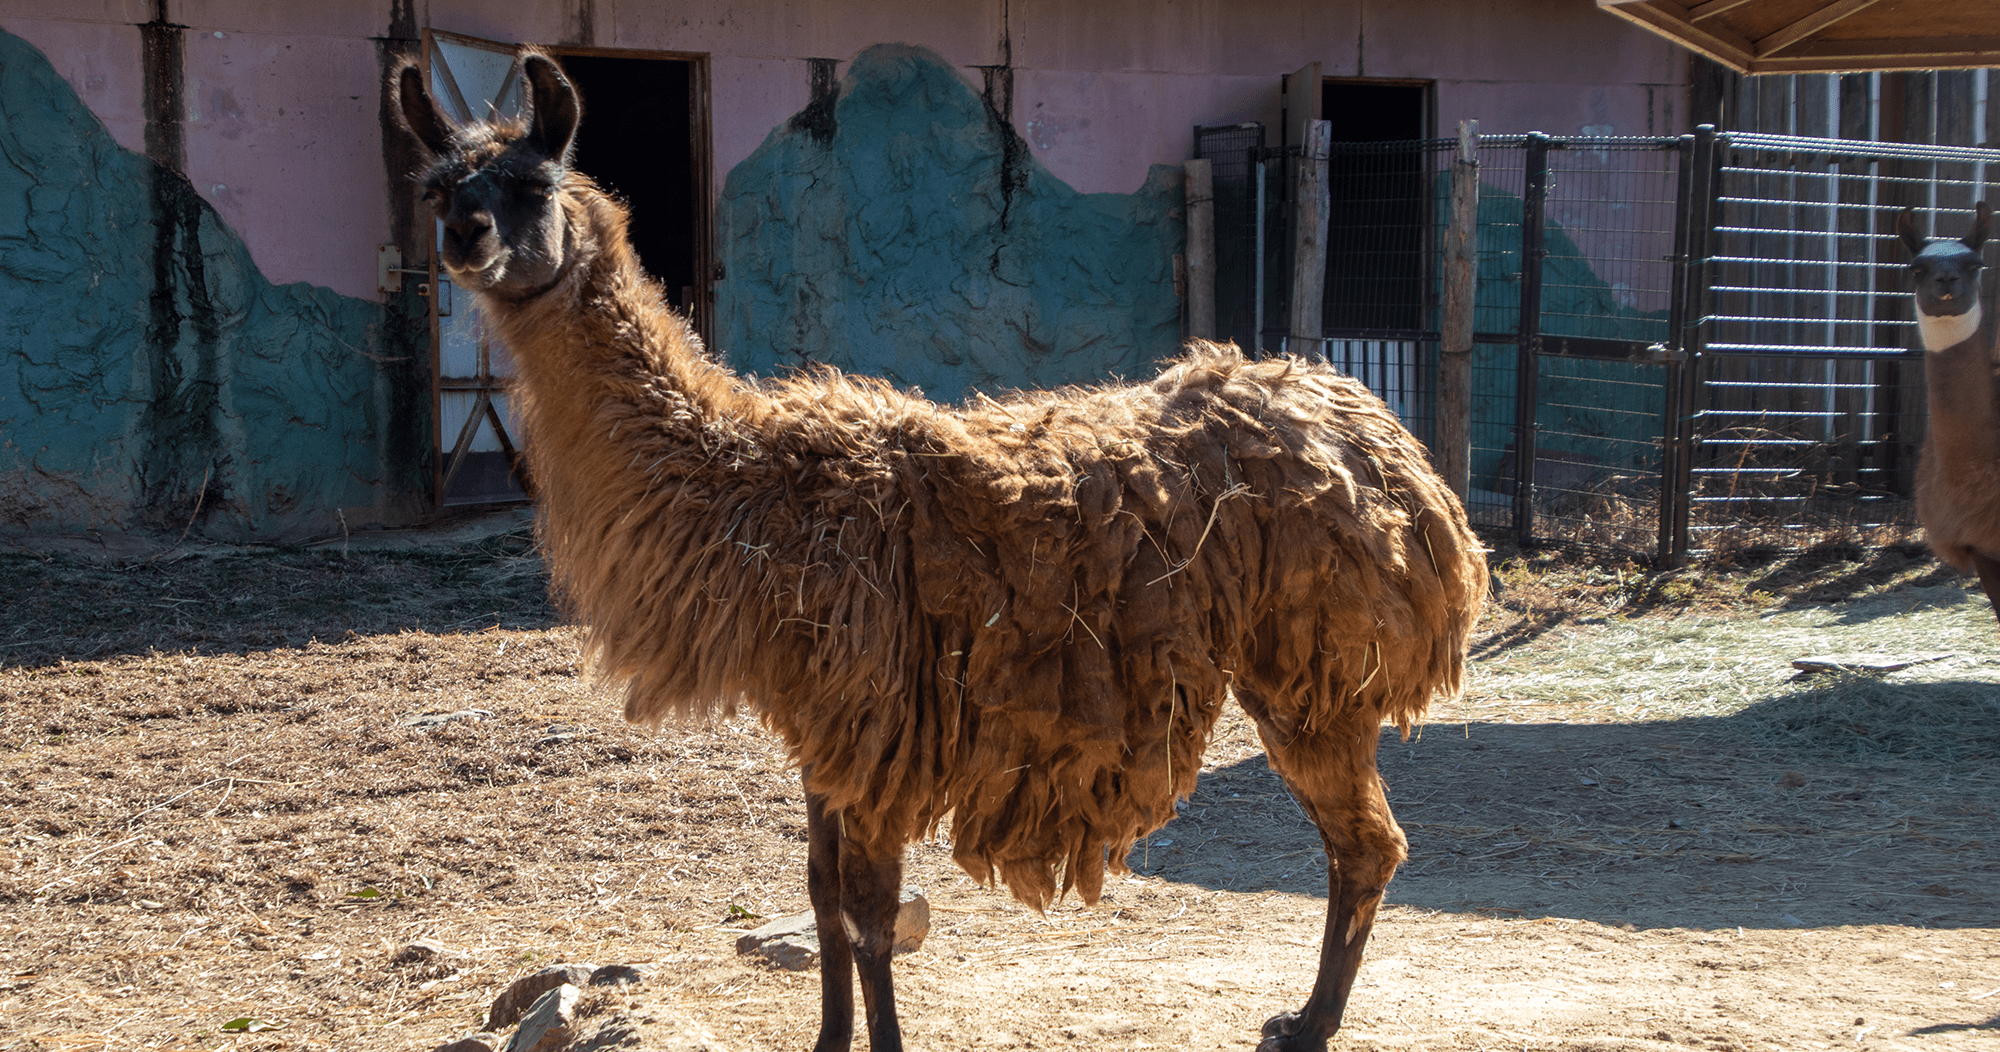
[805,788,856,1052]
[838,818,907,1052]
[1972,552,2000,626]
[1247,710,1407,1052]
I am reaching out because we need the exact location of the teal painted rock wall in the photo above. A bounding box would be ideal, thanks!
[716,44,1185,403]
[0,28,421,542]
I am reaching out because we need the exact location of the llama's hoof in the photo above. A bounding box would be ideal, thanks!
[1255,1012,1328,1052]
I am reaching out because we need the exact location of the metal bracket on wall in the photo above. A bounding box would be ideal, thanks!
[377,245,430,295]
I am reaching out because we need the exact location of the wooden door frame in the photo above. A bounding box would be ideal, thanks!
[411,32,716,509]
[544,43,716,345]
[418,28,528,510]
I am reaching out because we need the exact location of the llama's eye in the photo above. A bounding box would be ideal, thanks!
[422,188,443,205]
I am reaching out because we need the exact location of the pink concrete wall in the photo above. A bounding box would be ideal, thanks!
[1,2,150,156]
[2,1,394,300]
[4,0,1688,300]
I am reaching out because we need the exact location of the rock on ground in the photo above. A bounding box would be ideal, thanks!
[734,885,930,970]
[435,963,669,1052]
[561,1004,730,1052]
[501,984,579,1052]
[487,964,597,1031]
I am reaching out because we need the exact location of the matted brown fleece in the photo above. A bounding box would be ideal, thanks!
[474,158,1486,913]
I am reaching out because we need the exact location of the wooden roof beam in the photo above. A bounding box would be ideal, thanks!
[1595,0,1758,71]
[1765,33,2000,65]
[1686,0,1760,22]
[1757,0,1886,57]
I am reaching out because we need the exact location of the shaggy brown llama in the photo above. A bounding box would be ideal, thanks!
[1897,202,2000,625]
[395,51,1487,1052]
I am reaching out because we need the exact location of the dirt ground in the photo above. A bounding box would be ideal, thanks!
[2,517,1996,1052]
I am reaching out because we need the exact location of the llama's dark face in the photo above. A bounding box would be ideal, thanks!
[1898,202,1990,321]
[395,55,582,300]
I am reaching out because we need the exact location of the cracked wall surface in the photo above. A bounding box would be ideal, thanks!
[0,26,420,542]
[715,43,1185,403]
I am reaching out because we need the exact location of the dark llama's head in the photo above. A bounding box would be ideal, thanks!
[392,50,586,300]
[1897,200,1990,351]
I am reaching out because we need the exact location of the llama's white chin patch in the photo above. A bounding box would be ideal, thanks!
[1918,301,1982,352]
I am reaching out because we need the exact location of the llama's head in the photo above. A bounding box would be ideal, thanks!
[1897,202,1991,350]
[393,50,583,300]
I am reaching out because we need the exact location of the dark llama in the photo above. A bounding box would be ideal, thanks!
[1898,201,2000,625]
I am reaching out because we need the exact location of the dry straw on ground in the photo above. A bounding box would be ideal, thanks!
[3,522,1996,1051]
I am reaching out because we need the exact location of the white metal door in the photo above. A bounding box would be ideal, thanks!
[423,30,530,507]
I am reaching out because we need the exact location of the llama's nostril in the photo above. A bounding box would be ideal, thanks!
[445,214,493,243]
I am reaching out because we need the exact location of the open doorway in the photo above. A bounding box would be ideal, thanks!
[1321,78,1431,335]
[551,52,706,318]
[417,33,711,509]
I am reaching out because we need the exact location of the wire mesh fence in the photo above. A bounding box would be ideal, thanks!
[1196,124,1999,565]
[1686,133,2000,558]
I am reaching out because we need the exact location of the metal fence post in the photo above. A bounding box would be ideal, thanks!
[1658,133,1695,567]
[1667,124,1720,565]
[1513,132,1552,547]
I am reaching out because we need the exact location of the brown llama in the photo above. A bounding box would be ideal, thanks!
[394,50,1487,1052]
[1897,202,2000,625]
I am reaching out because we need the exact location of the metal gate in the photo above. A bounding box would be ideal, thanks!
[1201,126,2000,564]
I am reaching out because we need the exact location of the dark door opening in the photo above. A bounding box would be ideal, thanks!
[555,54,700,312]
[1322,79,1429,334]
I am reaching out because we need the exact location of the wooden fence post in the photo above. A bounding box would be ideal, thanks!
[1439,120,1480,502]
[1289,120,1331,359]
[1184,158,1216,341]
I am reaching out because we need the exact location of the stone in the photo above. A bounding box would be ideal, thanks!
[560,1005,731,1052]
[403,709,494,728]
[733,886,929,970]
[588,963,647,986]
[734,913,819,971]
[500,984,579,1052]
[433,1035,497,1052]
[893,885,931,953]
[487,964,596,1031]
[393,938,450,965]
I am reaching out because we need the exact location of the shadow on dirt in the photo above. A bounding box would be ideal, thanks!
[1132,677,1999,934]
[1911,1013,2000,1035]
[0,522,557,670]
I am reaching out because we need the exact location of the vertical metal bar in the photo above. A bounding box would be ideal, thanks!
[1252,148,1266,356]
[1513,132,1551,546]
[1671,125,1721,564]
[1658,132,1697,566]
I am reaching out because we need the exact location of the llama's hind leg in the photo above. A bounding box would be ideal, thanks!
[805,788,857,1052]
[1972,552,2000,626]
[1240,696,1406,1052]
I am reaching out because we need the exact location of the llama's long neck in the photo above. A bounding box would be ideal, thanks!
[479,188,772,469]
[1919,300,2000,463]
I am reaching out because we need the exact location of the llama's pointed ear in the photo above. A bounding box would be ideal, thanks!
[394,63,455,158]
[1966,200,1991,253]
[1896,207,1926,257]
[521,53,581,163]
